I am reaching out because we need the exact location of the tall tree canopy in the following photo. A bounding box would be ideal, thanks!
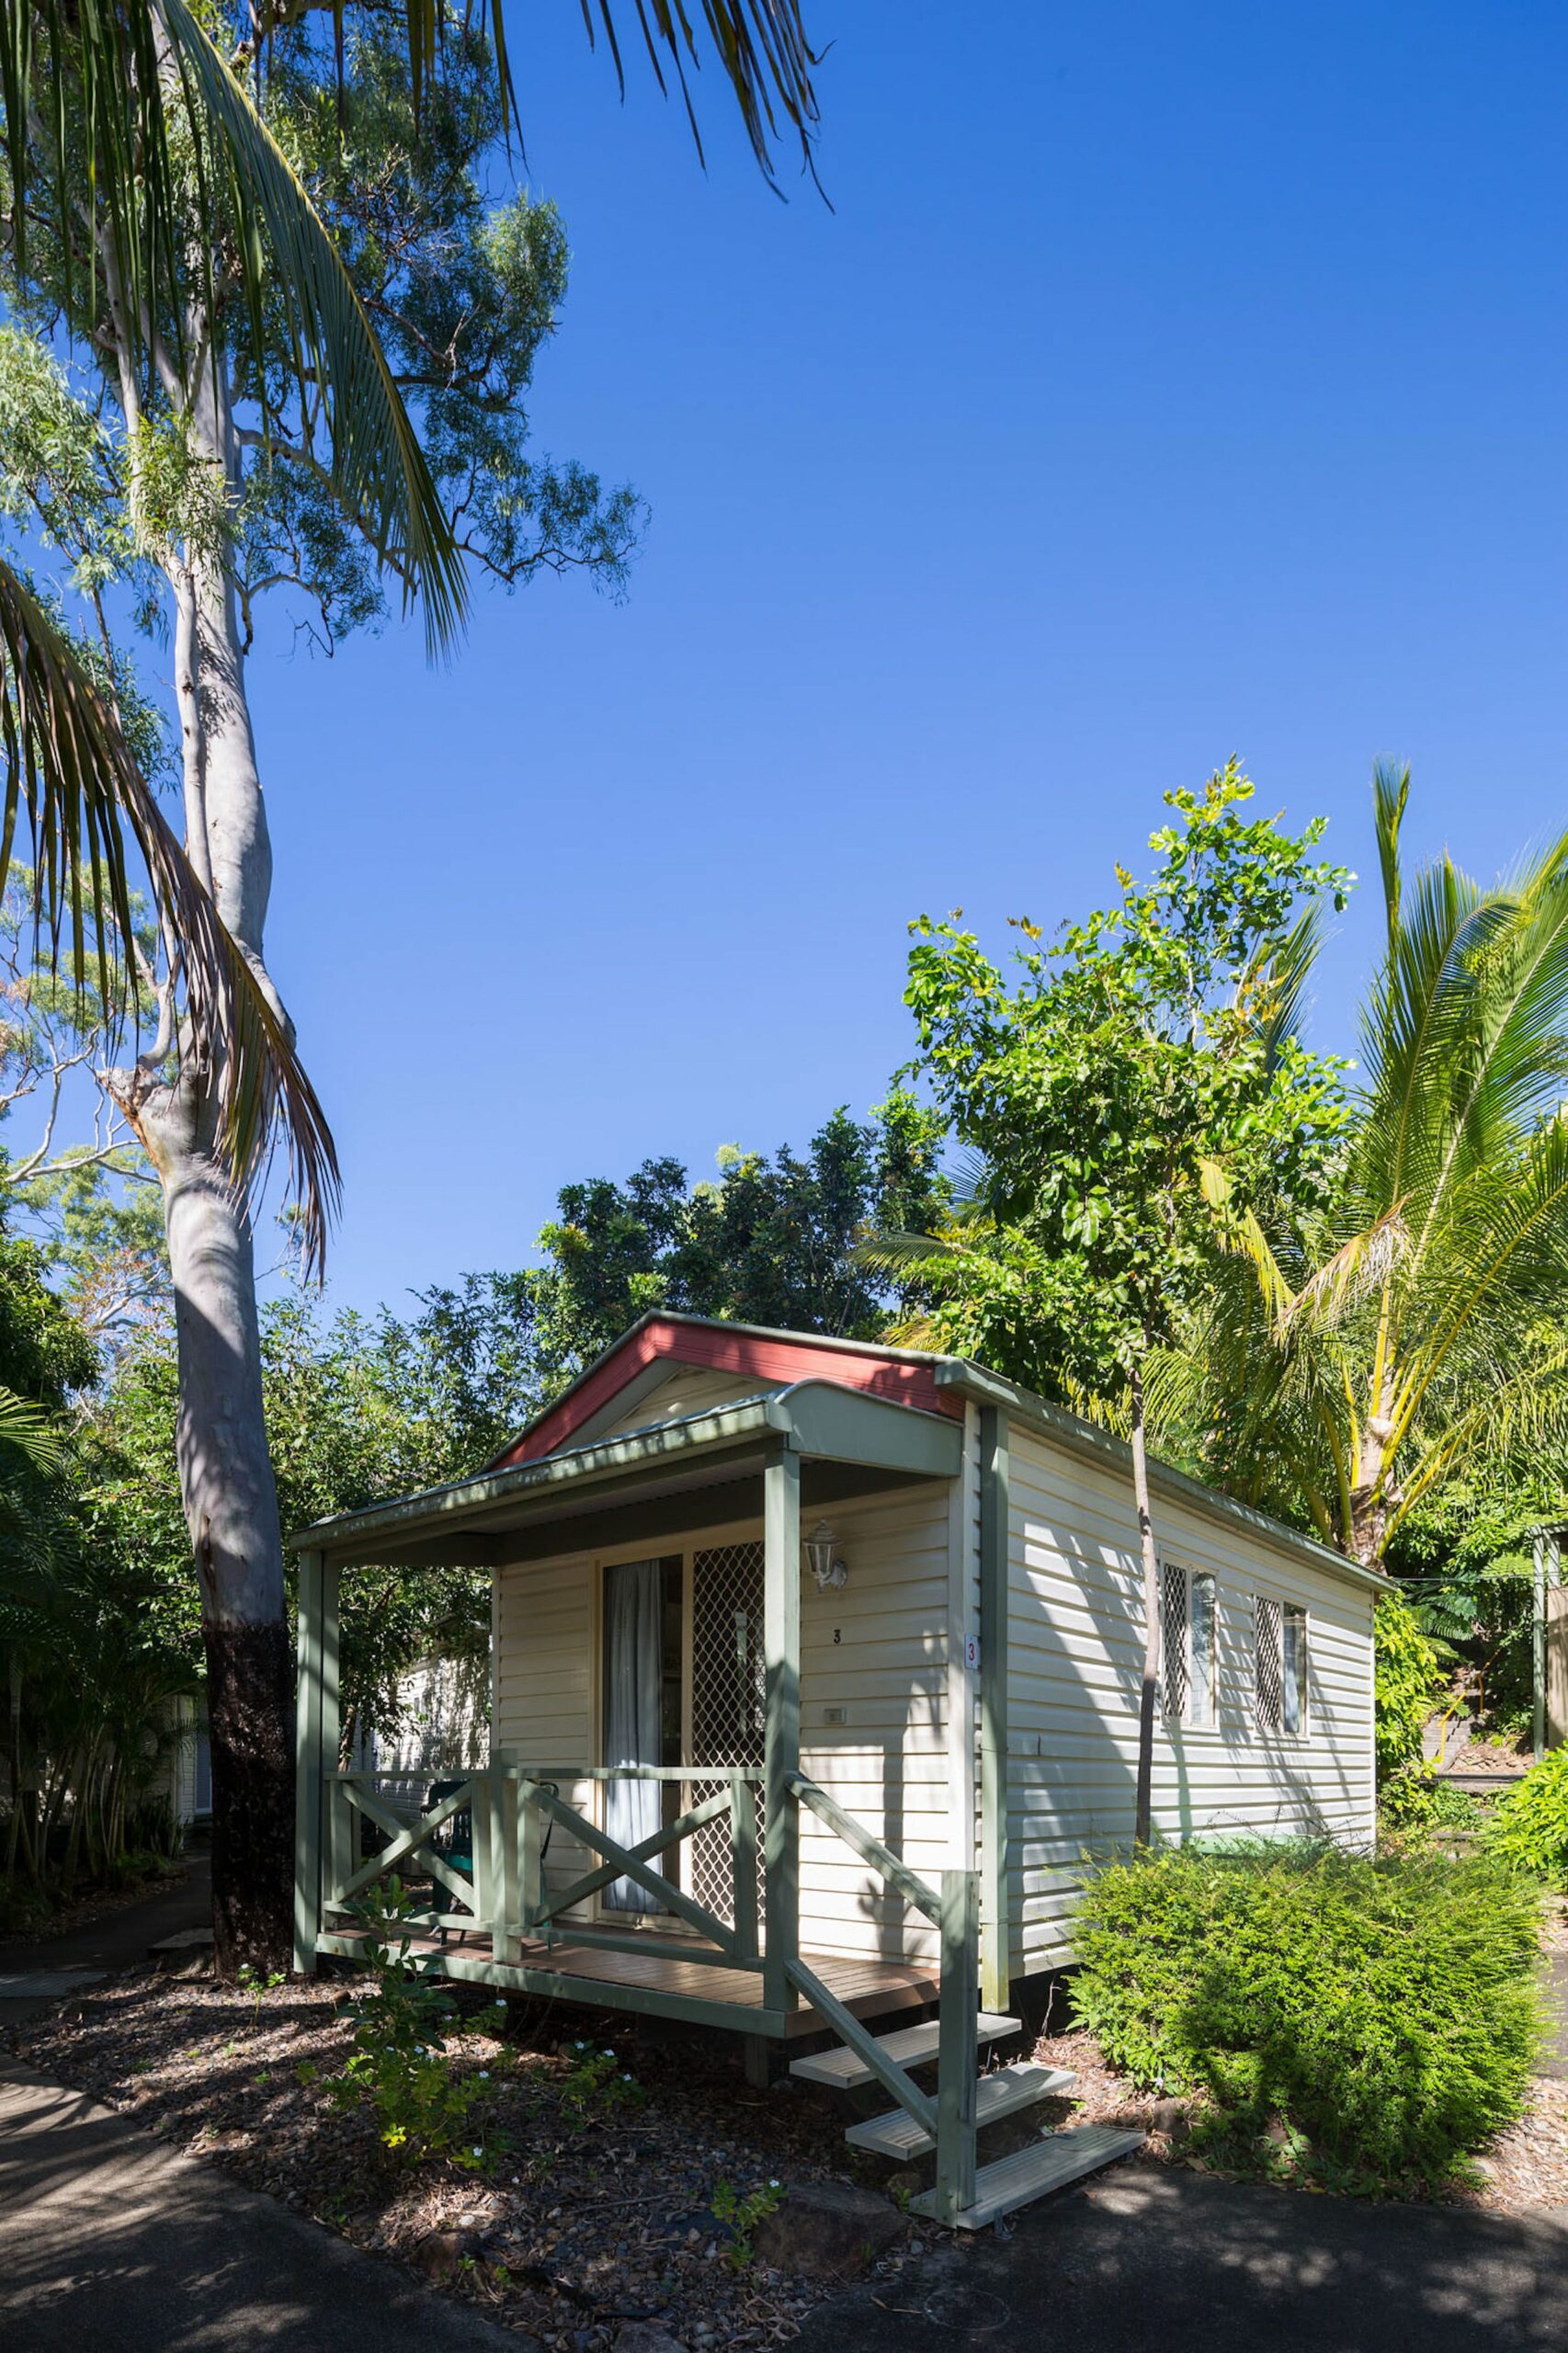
[893,764,1351,1839]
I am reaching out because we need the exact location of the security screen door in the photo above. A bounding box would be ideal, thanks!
[600,1541,766,1927]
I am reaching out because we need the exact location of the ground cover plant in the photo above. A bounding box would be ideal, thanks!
[1070,1841,1545,2190]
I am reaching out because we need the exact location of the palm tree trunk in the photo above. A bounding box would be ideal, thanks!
[1131,1356,1161,1849]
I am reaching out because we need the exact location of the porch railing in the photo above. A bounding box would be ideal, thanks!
[317,1760,978,2225]
[321,1764,765,1971]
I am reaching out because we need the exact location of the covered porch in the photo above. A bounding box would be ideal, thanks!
[290,1380,970,2047]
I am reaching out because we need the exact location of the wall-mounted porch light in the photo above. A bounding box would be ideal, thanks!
[804,1519,848,1592]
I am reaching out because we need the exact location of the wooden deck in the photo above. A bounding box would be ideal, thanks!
[318,1915,938,2039]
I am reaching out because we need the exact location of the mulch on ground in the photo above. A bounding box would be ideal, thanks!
[4,1964,937,2350]
[8,1908,1565,2349]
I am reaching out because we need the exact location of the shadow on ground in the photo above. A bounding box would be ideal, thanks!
[797,2161,1568,2353]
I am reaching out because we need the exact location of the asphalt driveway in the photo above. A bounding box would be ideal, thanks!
[796,2160,1568,2353]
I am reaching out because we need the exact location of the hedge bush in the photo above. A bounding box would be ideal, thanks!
[1489,1746,1568,1887]
[1071,1843,1543,2188]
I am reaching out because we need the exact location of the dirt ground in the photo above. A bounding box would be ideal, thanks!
[6,1912,1566,2350]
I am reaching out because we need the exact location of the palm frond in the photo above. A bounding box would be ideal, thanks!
[560,3,821,186]
[0,1384,63,1473]
[0,560,339,1267]
[3,0,467,654]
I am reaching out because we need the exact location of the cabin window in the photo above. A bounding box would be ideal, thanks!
[1256,1597,1309,1734]
[1160,1563,1216,1727]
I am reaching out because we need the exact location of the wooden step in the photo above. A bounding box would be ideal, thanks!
[845,2062,1077,2157]
[789,2011,1020,2089]
[910,2124,1145,2230]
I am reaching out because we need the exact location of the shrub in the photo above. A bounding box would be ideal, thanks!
[1489,1746,1568,1887]
[1374,1592,1444,1781]
[1378,1765,1483,1842]
[1071,1842,1543,2188]
[326,1881,506,2168]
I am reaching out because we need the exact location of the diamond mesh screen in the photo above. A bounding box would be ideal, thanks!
[1256,1595,1284,1731]
[1161,1563,1189,1723]
[688,1541,767,1931]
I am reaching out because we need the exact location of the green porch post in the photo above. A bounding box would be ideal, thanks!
[292,1551,324,1974]
[978,1406,1011,2011]
[763,1447,801,2019]
[293,1551,341,1972]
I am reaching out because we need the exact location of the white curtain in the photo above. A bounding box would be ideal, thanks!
[604,1559,664,1912]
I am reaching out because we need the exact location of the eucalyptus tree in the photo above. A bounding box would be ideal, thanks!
[892,767,1351,1844]
[0,4,824,1967]
[1168,767,1568,1574]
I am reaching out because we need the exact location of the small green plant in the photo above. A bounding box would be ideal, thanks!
[712,2175,784,2268]
[1071,1841,1544,2189]
[324,1880,500,2169]
[558,2040,644,2131]
[1489,1745,1568,1887]
[237,1963,285,2025]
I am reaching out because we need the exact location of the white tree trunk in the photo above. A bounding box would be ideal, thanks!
[112,356,297,1969]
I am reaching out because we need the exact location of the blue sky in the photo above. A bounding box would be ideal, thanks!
[244,1,1568,1316]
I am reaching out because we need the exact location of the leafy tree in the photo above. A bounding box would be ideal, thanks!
[894,765,1351,1843]
[1371,1589,1445,1781]
[1176,768,1568,1574]
[523,1098,949,1394]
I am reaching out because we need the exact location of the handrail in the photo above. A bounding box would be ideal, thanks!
[333,1776,478,1915]
[788,1770,943,1923]
[786,1955,937,2137]
[327,1764,766,1785]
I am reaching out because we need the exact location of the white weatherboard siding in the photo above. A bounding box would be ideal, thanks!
[799,1482,952,1966]
[1003,1421,1376,1978]
[493,1481,956,1964]
[494,1550,598,1913]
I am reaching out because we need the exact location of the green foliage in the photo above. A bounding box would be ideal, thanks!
[1071,1843,1543,2188]
[711,2174,785,2268]
[1488,1747,1568,1888]
[326,1883,505,2167]
[1159,768,1568,1566]
[1376,1765,1483,1843]
[558,2038,645,2131]
[1373,1591,1445,1782]
[526,1097,948,1396]
[898,763,1350,1404]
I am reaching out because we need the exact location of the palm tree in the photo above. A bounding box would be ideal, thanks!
[1,0,824,1966]
[1165,767,1568,1571]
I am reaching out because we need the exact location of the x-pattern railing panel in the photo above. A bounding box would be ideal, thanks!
[333,1777,479,1915]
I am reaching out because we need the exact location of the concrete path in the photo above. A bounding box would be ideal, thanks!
[0,2060,523,2353]
[796,2162,1568,2353]
[0,1860,523,2351]
[0,1855,213,2026]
